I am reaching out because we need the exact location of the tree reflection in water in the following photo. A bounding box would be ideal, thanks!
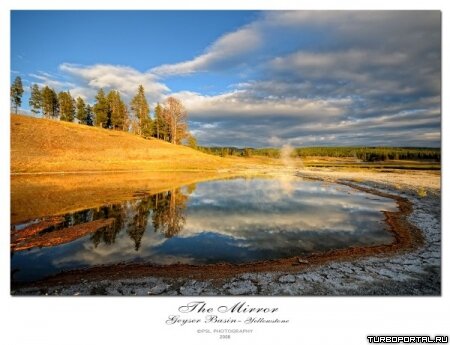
[79,185,195,251]
[91,204,126,246]
[152,189,189,239]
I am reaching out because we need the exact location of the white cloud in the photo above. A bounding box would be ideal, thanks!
[59,63,170,101]
[151,25,262,76]
[28,63,172,104]
[170,89,351,120]
[29,72,76,90]
[68,86,97,101]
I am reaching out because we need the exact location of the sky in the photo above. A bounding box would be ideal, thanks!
[11,10,441,147]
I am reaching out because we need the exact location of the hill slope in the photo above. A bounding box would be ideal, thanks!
[11,115,228,173]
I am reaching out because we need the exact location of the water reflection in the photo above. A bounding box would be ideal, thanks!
[11,178,397,283]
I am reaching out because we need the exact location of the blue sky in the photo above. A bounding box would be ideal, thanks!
[11,11,441,147]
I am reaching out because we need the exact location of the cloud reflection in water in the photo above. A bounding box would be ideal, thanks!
[11,177,396,282]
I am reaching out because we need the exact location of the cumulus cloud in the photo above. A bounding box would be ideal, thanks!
[28,63,170,103]
[59,63,170,101]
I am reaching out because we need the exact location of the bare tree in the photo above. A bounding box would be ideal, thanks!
[164,97,188,144]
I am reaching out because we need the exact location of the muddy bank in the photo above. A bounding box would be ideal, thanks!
[12,176,440,296]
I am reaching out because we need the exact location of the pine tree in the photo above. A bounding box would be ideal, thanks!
[51,89,59,118]
[58,91,75,122]
[41,86,59,118]
[154,103,168,140]
[85,104,94,126]
[75,97,87,123]
[107,90,128,130]
[29,84,42,115]
[93,88,109,128]
[141,113,153,138]
[10,76,24,114]
[130,85,152,137]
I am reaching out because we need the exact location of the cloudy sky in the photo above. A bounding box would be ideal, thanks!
[11,11,441,147]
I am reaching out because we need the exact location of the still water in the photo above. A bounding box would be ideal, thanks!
[11,177,397,282]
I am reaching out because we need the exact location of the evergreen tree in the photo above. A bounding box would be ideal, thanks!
[130,85,152,137]
[58,91,75,122]
[41,86,59,118]
[154,102,168,140]
[107,90,128,130]
[93,88,109,128]
[141,113,153,138]
[85,104,94,126]
[29,84,42,115]
[75,97,87,123]
[10,76,24,114]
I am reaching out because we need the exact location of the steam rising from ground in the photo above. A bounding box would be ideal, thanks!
[277,143,303,196]
[280,144,294,170]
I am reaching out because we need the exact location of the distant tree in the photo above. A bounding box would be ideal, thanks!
[220,148,230,157]
[75,97,87,123]
[10,76,24,114]
[130,85,152,137]
[93,88,109,128]
[243,148,252,157]
[41,86,59,118]
[85,104,94,126]
[107,90,128,130]
[164,97,188,144]
[58,91,75,122]
[29,84,42,115]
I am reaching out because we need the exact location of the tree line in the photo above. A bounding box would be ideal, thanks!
[11,76,192,145]
[198,146,441,162]
[292,147,441,162]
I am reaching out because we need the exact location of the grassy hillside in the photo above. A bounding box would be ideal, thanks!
[11,115,229,173]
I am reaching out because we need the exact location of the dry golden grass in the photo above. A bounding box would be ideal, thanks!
[11,114,230,173]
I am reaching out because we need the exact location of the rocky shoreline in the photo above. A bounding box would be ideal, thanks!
[12,177,441,296]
